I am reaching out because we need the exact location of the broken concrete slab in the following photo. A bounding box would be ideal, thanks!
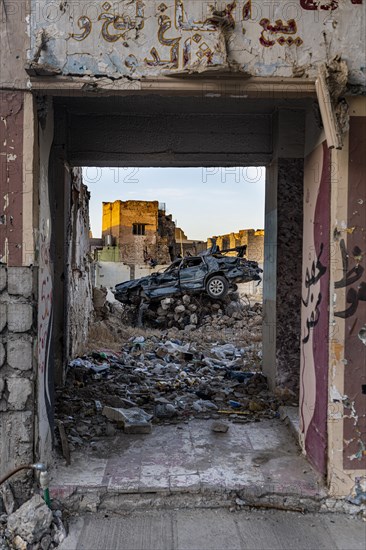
[7,494,53,544]
[102,406,152,434]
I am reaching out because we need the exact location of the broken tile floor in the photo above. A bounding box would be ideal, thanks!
[50,416,325,508]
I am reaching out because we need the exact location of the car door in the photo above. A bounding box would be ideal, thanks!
[144,260,181,299]
[179,257,207,291]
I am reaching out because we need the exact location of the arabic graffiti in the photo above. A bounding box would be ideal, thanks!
[68,0,363,69]
[300,0,362,9]
[243,1,251,21]
[259,18,303,48]
[145,15,181,67]
[70,1,144,43]
[334,239,366,319]
[302,242,327,344]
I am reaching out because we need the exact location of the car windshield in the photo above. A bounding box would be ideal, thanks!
[164,260,181,273]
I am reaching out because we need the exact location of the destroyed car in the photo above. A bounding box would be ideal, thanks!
[114,248,262,304]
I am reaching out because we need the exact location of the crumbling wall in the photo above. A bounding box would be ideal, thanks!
[0,266,35,479]
[102,200,175,265]
[276,159,304,396]
[119,200,159,264]
[208,230,264,262]
[67,168,94,358]
[328,98,366,497]
[157,210,176,262]
[29,2,366,87]
[0,91,37,482]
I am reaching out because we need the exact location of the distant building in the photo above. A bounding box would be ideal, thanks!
[207,229,264,263]
[100,200,176,265]
[175,227,206,257]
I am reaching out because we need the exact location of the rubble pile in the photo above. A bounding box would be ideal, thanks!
[0,491,66,550]
[123,290,259,331]
[53,298,294,455]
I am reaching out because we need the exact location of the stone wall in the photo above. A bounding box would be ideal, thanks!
[67,168,94,359]
[0,265,35,478]
[276,159,304,396]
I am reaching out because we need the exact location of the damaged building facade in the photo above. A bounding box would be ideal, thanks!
[101,199,176,265]
[208,229,264,262]
[0,0,365,502]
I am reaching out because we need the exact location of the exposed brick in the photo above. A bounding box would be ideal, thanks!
[8,267,33,297]
[0,266,6,292]
[0,303,6,332]
[7,303,33,333]
[7,337,32,371]
[0,342,5,367]
[7,378,33,410]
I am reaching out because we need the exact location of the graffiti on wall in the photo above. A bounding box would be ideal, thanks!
[64,0,364,73]
[334,239,366,318]
[341,115,366,470]
[302,243,327,344]
[300,141,330,475]
[300,1,362,9]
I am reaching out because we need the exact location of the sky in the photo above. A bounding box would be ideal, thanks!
[83,167,265,242]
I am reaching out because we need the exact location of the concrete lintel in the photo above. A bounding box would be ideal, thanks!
[29,76,316,99]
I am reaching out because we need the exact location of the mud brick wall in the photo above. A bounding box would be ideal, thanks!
[0,265,35,478]
[276,159,304,396]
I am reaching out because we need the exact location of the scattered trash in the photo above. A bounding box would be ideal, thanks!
[54,294,290,456]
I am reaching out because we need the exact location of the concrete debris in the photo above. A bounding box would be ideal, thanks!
[102,406,152,434]
[6,495,53,544]
[1,483,15,515]
[0,493,67,549]
[211,421,229,433]
[53,296,294,456]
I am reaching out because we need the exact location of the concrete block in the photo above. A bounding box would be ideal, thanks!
[7,304,33,332]
[0,266,6,292]
[7,338,32,371]
[0,342,5,367]
[8,267,33,297]
[7,378,33,410]
[0,411,33,476]
[7,495,53,544]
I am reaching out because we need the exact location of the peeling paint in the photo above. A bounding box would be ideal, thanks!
[29,1,366,84]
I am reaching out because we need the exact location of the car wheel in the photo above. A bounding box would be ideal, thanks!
[206,275,229,299]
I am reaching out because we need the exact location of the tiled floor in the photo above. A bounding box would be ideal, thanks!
[51,418,324,500]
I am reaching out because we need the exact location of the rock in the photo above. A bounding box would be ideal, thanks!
[7,495,53,544]
[102,406,152,434]
[51,516,67,545]
[1,482,15,515]
[248,400,266,412]
[212,421,229,433]
[13,535,27,550]
[174,305,185,314]
[40,533,52,550]
[190,313,198,325]
[182,295,190,305]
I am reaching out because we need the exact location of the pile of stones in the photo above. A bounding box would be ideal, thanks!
[0,489,66,550]
[122,290,260,331]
